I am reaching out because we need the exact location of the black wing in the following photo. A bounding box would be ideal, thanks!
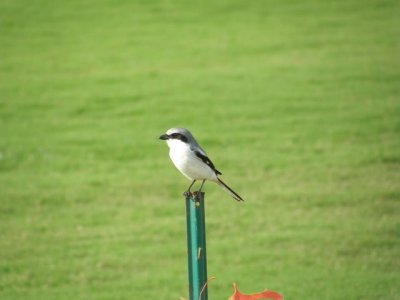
[194,150,222,175]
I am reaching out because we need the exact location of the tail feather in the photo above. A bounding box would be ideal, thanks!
[217,178,244,202]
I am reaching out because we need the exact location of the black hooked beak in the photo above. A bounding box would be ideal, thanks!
[159,134,169,140]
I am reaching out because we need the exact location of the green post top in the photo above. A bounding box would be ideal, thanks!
[185,192,208,300]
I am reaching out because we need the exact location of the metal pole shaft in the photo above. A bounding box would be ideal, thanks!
[185,192,208,300]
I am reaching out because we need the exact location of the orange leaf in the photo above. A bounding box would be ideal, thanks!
[229,283,283,300]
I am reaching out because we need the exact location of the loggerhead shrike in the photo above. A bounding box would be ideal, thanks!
[159,128,244,201]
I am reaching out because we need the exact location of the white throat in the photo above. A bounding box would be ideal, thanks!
[166,138,189,151]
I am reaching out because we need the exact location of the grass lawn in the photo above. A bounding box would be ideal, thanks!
[0,0,399,299]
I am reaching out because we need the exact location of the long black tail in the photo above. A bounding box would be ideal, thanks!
[217,178,244,202]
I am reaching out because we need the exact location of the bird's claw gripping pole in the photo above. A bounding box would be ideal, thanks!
[185,191,208,300]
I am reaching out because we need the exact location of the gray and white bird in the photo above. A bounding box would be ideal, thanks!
[159,128,244,201]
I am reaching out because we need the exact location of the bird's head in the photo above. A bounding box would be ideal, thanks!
[159,128,194,148]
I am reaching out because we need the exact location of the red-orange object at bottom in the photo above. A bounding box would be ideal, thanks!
[229,283,283,300]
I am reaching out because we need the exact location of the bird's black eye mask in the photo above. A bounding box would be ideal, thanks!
[170,133,188,143]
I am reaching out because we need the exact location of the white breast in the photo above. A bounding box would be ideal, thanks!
[166,139,217,181]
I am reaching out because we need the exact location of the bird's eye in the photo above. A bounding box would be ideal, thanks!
[170,133,188,142]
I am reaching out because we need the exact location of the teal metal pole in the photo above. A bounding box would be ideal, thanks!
[185,192,208,300]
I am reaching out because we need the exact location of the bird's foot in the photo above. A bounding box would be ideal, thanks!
[193,191,204,201]
[183,190,193,198]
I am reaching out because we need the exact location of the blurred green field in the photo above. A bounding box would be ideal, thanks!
[1,0,399,299]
